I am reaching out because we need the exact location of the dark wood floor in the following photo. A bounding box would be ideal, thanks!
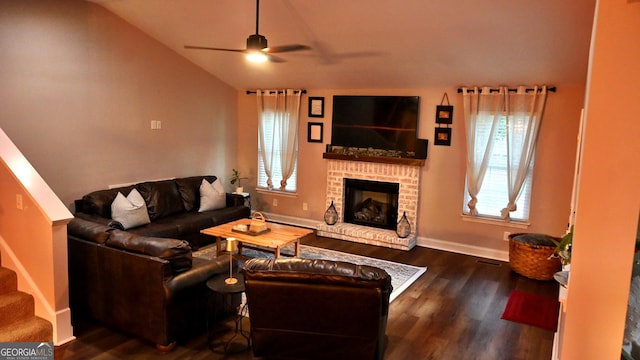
[58,234,558,360]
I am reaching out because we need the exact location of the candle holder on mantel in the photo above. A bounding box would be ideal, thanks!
[396,211,411,238]
[324,201,338,225]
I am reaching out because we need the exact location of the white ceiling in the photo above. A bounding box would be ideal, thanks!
[89,0,596,91]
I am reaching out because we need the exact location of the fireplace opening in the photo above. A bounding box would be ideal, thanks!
[343,178,399,230]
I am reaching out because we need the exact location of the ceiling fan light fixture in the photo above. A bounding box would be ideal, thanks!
[246,51,268,63]
[247,34,268,50]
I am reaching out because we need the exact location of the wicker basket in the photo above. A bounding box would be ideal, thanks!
[508,233,562,281]
[249,212,268,233]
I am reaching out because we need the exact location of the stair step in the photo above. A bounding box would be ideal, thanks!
[0,291,34,328]
[0,267,18,295]
[0,316,53,342]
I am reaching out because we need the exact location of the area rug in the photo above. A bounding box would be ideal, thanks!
[501,290,560,331]
[193,243,426,303]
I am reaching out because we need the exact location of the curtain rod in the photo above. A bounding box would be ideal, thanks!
[246,89,307,95]
[457,86,556,94]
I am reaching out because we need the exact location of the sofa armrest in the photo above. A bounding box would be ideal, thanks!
[164,257,230,299]
[67,217,113,244]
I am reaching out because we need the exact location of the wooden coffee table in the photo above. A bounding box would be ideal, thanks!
[201,219,314,258]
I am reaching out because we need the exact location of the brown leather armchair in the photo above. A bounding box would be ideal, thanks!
[242,258,392,360]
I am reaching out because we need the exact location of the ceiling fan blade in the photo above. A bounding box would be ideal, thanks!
[266,53,287,63]
[184,45,245,53]
[265,44,311,53]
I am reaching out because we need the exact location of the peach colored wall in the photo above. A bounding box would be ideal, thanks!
[0,126,76,344]
[237,85,585,254]
[0,0,238,209]
[0,163,55,313]
[561,0,640,358]
[0,160,72,343]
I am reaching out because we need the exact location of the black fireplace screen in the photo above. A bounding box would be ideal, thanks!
[343,178,399,230]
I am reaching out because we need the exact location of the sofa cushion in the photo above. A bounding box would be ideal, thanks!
[106,230,192,273]
[81,185,136,218]
[126,212,215,239]
[137,180,185,221]
[173,212,216,235]
[199,178,226,212]
[111,189,151,229]
[67,217,113,244]
[201,206,251,226]
[175,176,217,212]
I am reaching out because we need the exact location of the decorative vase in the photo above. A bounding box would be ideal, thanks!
[396,211,411,238]
[324,201,338,225]
[235,187,244,194]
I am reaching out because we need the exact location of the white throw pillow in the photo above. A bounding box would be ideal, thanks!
[111,189,151,229]
[199,178,226,212]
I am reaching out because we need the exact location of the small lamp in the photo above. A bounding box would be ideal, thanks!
[224,237,238,285]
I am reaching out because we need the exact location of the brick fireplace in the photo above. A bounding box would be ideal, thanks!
[317,159,421,250]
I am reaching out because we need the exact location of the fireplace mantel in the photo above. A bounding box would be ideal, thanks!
[322,152,425,166]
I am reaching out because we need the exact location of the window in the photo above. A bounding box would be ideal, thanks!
[463,115,533,220]
[461,86,548,222]
[257,110,298,192]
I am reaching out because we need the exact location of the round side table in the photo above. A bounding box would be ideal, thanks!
[206,273,250,354]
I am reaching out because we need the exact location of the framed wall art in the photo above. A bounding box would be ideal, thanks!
[308,97,325,118]
[307,122,324,143]
[434,127,452,146]
[435,105,454,124]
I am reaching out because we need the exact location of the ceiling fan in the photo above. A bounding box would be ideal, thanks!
[184,0,311,63]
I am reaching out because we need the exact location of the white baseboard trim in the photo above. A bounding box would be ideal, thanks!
[417,236,509,262]
[54,307,75,346]
[260,212,321,229]
[260,212,509,262]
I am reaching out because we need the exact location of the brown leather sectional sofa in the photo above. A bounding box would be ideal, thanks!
[67,218,240,351]
[242,258,392,360]
[73,175,250,249]
[67,175,249,349]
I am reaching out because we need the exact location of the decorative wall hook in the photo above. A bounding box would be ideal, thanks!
[435,93,453,124]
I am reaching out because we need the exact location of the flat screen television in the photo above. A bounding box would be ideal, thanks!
[331,95,421,153]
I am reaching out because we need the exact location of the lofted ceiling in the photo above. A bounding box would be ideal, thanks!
[88,0,596,91]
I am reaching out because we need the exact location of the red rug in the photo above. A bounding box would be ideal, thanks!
[501,290,560,331]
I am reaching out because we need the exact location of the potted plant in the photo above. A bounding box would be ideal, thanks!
[230,168,248,194]
[550,225,573,268]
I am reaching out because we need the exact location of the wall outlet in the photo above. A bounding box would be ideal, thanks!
[273,198,278,207]
[503,231,511,241]
[302,202,308,211]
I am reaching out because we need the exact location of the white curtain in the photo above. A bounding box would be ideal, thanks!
[256,89,301,190]
[461,87,505,215]
[500,85,548,220]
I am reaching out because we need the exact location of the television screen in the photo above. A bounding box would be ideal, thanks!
[331,95,420,152]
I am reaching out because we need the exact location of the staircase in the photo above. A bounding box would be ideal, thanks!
[0,251,53,342]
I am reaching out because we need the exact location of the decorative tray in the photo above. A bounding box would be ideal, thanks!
[232,226,271,236]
